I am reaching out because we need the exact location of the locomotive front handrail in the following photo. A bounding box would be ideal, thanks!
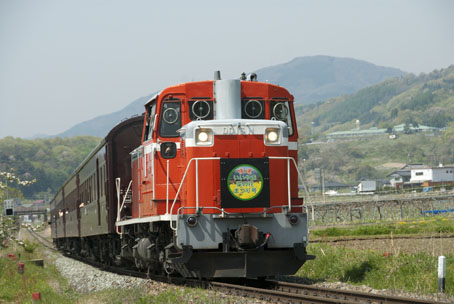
[169,157,221,220]
[172,204,307,232]
[168,156,308,231]
[268,156,311,205]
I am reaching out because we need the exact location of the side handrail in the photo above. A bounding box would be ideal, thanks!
[115,178,132,236]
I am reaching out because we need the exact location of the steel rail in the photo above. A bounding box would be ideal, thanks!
[26,227,56,251]
[268,280,447,304]
[210,280,351,303]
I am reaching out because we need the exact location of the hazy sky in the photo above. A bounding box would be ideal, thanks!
[1,0,453,138]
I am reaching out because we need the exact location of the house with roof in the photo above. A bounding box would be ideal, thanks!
[327,124,440,140]
[327,127,387,140]
[308,181,351,192]
[387,164,426,189]
[410,165,454,186]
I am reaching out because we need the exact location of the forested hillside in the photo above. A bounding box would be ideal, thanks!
[0,136,100,199]
[299,125,454,185]
[295,65,454,186]
[296,65,454,136]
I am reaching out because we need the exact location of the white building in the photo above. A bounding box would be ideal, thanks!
[357,180,376,193]
[410,165,454,184]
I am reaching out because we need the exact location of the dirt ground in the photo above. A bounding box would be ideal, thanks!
[322,236,454,256]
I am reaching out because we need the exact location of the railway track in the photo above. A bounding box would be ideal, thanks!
[210,279,449,304]
[25,227,56,251]
[25,228,448,304]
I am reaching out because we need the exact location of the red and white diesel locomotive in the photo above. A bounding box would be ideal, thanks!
[50,72,313,278]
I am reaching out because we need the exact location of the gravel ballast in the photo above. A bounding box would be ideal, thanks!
[54,255,148,293]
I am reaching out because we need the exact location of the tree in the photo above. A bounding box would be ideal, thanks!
[403,123,411,134]
[390,108,398,119]
[0,169,36,201]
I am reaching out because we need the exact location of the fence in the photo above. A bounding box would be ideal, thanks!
[306,192,454,225]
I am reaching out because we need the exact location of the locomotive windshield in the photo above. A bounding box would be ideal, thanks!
[189,99,213,121]
[241,99,265,119]
[241,98,294,136]
[159,100,181,137]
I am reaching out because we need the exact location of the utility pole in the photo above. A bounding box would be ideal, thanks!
[322,170,326,203]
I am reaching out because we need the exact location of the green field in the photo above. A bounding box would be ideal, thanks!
[300,216,454,298]
[312,216,454,238]
[297,243,453,297]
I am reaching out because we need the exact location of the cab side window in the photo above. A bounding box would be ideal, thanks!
[270,100,294,136]
[145,102,157,140]
[159,100,181,137]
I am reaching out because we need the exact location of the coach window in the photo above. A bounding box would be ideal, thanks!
[270,100,294,136]
[159,99,181,137]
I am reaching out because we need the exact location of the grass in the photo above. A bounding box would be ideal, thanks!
[76,287,149,304]
[0,242,77,304]
[137,287,237,304]
[297,243,454,295]
[311,216,454,238]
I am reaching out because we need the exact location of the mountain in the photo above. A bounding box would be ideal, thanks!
[57,93,154,138]
[296,65,454,138]
[254,56,405,104]
[56,56,405,137]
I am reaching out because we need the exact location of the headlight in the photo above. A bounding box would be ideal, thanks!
[198,131,209,142]
[195,128,213,146]
[265,128,280,145]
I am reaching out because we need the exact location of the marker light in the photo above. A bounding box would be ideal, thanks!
[288,214,299,225]
[195,128,213,146]
[186,216,198,227]
[265,128,280,145]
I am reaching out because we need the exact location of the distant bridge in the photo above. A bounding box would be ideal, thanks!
[13,205,49,221]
